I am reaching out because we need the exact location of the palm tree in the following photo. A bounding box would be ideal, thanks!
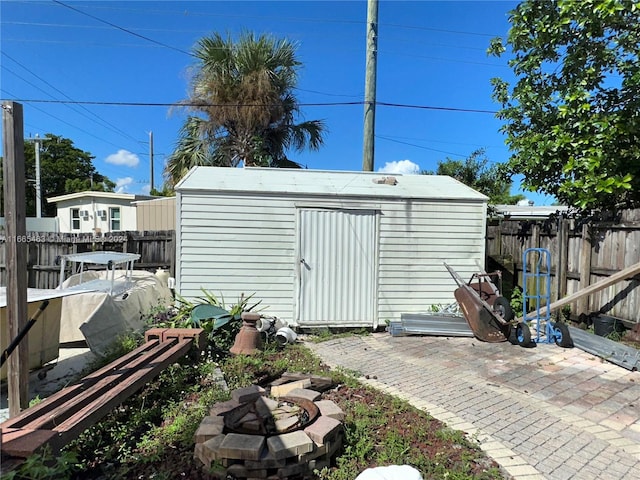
[165,32,326,187]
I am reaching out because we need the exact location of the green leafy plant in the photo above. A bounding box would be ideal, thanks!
[145,289,263,357]
[0,445,78,480]
[510,286,524,315]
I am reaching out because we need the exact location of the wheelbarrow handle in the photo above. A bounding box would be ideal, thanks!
[443,262,466,287]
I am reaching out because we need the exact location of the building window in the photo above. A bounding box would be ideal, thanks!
[110,207,121,231]
[71,208,80,230]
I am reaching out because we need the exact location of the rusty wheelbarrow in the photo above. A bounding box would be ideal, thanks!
[444,262,515,343]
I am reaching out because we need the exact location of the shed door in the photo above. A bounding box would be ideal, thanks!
[296,208,377,327]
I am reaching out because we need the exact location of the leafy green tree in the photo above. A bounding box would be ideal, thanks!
[165,32,326,187]
[424,149,525,205]
[488,0,640,210]
[1,134,115,217]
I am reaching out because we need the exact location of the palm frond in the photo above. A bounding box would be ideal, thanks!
[167,31,326,172]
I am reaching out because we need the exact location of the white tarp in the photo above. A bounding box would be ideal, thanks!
[59,271,173,355]
[0,288,90,380]
[0,287,95,308]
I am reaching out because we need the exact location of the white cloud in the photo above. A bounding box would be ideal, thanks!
[140,184,151,194]
[115,177,134,193]
[105,149,139,167]
[377,159,421,175]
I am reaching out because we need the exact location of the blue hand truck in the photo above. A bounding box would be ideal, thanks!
[514,248,573,347]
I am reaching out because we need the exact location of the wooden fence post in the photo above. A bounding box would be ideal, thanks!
[555,217,569,303]
[576,222,592,316]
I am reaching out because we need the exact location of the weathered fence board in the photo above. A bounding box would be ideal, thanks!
[0,231,175,289]
[487,209,640,326]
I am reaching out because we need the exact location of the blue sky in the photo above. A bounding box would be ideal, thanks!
[1,0,556,205]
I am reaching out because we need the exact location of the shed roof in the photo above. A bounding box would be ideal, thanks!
[176,167,488,201]
[47,191,154,204]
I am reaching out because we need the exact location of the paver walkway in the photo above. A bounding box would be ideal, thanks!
[304,333,640,480]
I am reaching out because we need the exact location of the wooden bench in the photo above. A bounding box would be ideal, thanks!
[0,328,206,461]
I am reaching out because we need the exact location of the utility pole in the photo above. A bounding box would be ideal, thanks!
[149,131,154,192]
[26,134,47,217]
[362,0,379,172]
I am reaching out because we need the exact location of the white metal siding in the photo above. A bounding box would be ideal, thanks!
[178,194,297,320]
[296,209,377,327]
[377,200,487,322]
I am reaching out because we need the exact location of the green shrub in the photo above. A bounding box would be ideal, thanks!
[144,289,263,358]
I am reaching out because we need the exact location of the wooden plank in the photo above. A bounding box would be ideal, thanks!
[53,340,192,443]
[517,261,640,321]
[0,336,193,459]
[1,340,160,429]
[26,341,174,431]
[2,101,29,415]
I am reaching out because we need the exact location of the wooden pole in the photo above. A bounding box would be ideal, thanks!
[2,101,29,416]
[362,0,378,172]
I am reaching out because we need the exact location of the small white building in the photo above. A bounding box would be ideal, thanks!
[47,191,154,234]
[493,204,569,220]
[175,167,488,328]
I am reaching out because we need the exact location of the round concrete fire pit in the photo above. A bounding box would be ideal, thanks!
[194,374,344,479]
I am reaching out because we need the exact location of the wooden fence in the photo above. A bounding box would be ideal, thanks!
[486,209,640,326]
[0,230,175,289]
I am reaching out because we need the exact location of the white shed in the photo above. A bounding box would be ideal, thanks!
[175,167,488,328]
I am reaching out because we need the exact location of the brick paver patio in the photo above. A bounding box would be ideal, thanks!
[305,333,640,480]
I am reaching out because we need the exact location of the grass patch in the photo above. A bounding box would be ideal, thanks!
[3,334,504,480]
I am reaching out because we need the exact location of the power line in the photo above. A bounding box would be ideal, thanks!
[377,135,504,164]
[378,49,509,68]
[54,3,502,37]
[378,102,497,114]
[7,97,498,114]
[383,23,498,37]
[2,52,145,148]
[20,5,502,99]
[376,135,468,157]
[378,133,507,149]
[2,20,499,47]
[0,88,139,155]
[51,0,192,56]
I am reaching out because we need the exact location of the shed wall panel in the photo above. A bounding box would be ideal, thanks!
[376,201,486,322]
[178,195,298,322]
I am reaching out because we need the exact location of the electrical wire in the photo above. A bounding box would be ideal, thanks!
[6,97,498,114]
[51,1,192,56]
[376,135,467,157]
[56,2,503,37]
[2,52,146,148]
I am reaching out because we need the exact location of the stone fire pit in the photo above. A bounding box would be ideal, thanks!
[194,374,344,479]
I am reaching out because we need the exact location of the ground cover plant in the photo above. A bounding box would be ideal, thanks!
[1,304,505,480]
